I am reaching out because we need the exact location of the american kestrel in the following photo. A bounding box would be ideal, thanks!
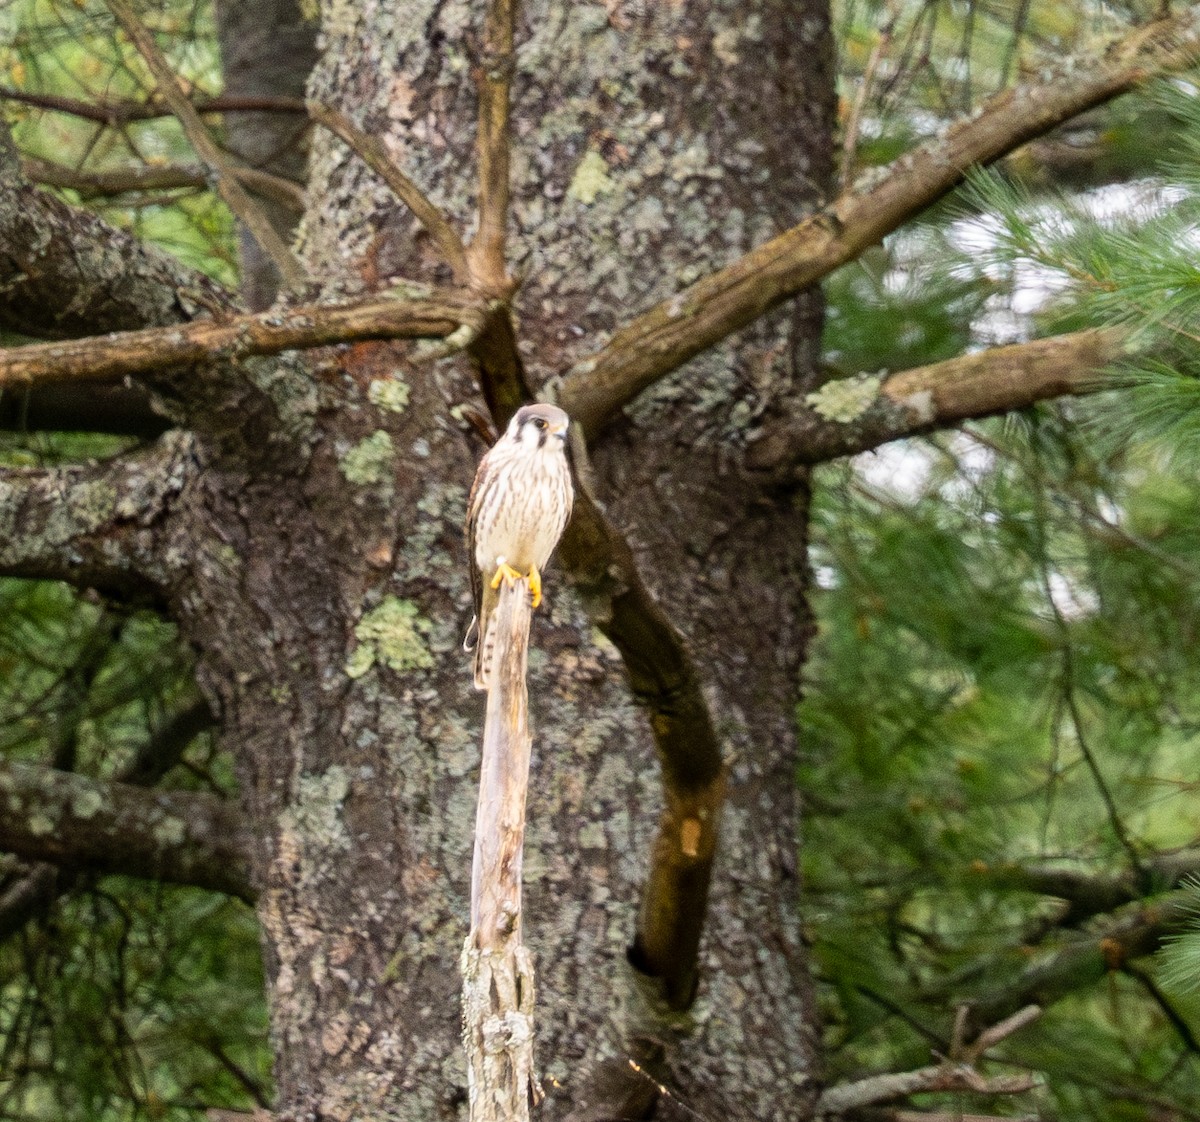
[464,403,574,690]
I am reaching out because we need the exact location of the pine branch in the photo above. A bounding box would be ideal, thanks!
[0,760,252,901]
[935,893,1194,1037]
[104,0,307,294]
[556,9,1200,436]
[0,699,215,938]
[965,850,1200,927]
[746,329,1126,473]
[0,289,485,389]
[0,432,197,596]
[307,103,468,279]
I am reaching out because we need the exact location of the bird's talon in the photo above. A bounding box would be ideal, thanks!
[529,564,542,609]
[489,562,524,590]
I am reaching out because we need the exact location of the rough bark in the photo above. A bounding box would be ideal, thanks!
[272,3,833,1119]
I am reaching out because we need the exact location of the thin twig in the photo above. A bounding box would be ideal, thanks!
[840,0,901,189]
[307,102,468,280]
[104,0,307,294]
[468,0,517,291]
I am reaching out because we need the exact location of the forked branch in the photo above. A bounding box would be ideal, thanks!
[816,1006,1042,1116]
[557,8,1200,436]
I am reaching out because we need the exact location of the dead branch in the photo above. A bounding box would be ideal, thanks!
[22,154,305,213]
[0,85,303,124]
[467,0,517,292]
[557,9,1200,437]
[104,0,307,294]
[746,329,1125,474]
[462,578,539,1122]
[307,102,468,280]
[816,1006,1042,1115]
[0,288,485,389]
[0,760,253,901]
[0,432,197,596]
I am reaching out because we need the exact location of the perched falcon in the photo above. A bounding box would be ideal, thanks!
[464,403,574,690]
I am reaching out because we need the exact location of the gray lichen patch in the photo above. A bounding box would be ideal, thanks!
[70,787,106,820]
[805,373,885,423]
[367,378,410,413]
[346,596,434,678]
[568,150,617,205]
[339,430,395,485]
[286,765,353,852]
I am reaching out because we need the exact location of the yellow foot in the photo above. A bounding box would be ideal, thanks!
[489,561,523,590]
[528,564,542,609]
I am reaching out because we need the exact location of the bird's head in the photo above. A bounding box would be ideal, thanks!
[507,403,570,452]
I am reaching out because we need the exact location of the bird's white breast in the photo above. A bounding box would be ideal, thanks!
[474,446,571,573]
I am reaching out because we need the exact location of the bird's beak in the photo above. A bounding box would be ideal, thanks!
[549,421,568,439]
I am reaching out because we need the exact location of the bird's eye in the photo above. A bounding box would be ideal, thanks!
[533,418,546,429]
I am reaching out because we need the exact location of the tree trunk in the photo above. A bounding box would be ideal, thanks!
[163,2,835,1119]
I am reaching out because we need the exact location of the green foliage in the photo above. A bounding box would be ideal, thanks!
[802,413,1200,1118]
[0,0,236,285]
[0,579,271,1120]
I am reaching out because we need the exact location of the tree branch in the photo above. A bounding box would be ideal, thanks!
[964,850,1200,929]
[745,329,1125,473]
[0,432,197,596]
[466,0,517,292]
[556,10,1200,436]
[0,698,215,939]
[104,0,307,294]
[0,760,252,901]
[307,103,468,280]
[0,288,485,389]
[0,86,304,125]
[22,155,305,213]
